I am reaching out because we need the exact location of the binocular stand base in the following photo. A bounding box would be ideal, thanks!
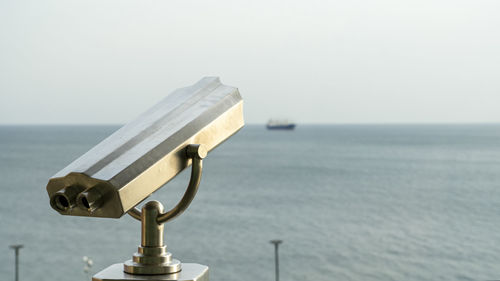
[92,263,209,281]
[93,148,210,281]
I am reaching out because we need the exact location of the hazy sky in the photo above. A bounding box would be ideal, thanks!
[1,0,499,124]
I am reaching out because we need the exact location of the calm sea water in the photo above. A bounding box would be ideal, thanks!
[1,125,500,281]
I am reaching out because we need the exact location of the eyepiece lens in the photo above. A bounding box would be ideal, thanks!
[55,195,69,211]
[81,196,90,209]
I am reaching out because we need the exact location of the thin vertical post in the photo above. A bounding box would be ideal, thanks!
[9,244,23,281]
[270,240,282,281]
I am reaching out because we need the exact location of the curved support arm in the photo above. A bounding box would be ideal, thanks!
[156,156,202,224]
[127,144,206,224]
[128,206,142,221]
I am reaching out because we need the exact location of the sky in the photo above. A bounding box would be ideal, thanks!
[0,0,499,124]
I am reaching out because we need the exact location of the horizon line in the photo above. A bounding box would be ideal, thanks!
[1,122,500,126]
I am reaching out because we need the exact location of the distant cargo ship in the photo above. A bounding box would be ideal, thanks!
[266,120,296,130]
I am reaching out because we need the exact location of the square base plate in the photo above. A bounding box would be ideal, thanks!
[92,263,209,281]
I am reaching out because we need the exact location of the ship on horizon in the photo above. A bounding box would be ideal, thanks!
[266,119,296,130]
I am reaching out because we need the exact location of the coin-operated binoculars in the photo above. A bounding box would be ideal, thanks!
[46,77,244,281]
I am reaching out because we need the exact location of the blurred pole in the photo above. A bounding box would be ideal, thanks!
[269,240,282,281]
[9,244,23,281]
[83,256,93,281]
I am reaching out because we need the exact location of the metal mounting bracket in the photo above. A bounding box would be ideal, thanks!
[123,144,206,275]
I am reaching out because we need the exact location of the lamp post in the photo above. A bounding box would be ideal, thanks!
[9,244,23,281]
[269,240,282,281]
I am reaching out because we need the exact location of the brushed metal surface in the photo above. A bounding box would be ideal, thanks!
[123,201,182,275]
[47,77,244,218]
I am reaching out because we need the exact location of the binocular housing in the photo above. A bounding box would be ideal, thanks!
[46,77,244,218]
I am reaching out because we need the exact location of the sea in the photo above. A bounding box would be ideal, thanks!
[1,124,500,281]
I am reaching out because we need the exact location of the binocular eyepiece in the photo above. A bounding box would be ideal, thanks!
[46,77,244,218]
[50,185,84,212]
[50,184,107,213]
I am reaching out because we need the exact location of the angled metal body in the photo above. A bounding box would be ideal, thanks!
[46,77,244,218]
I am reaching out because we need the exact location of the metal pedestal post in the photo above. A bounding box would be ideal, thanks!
[91,145,209,281]
[92,201,208,281]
